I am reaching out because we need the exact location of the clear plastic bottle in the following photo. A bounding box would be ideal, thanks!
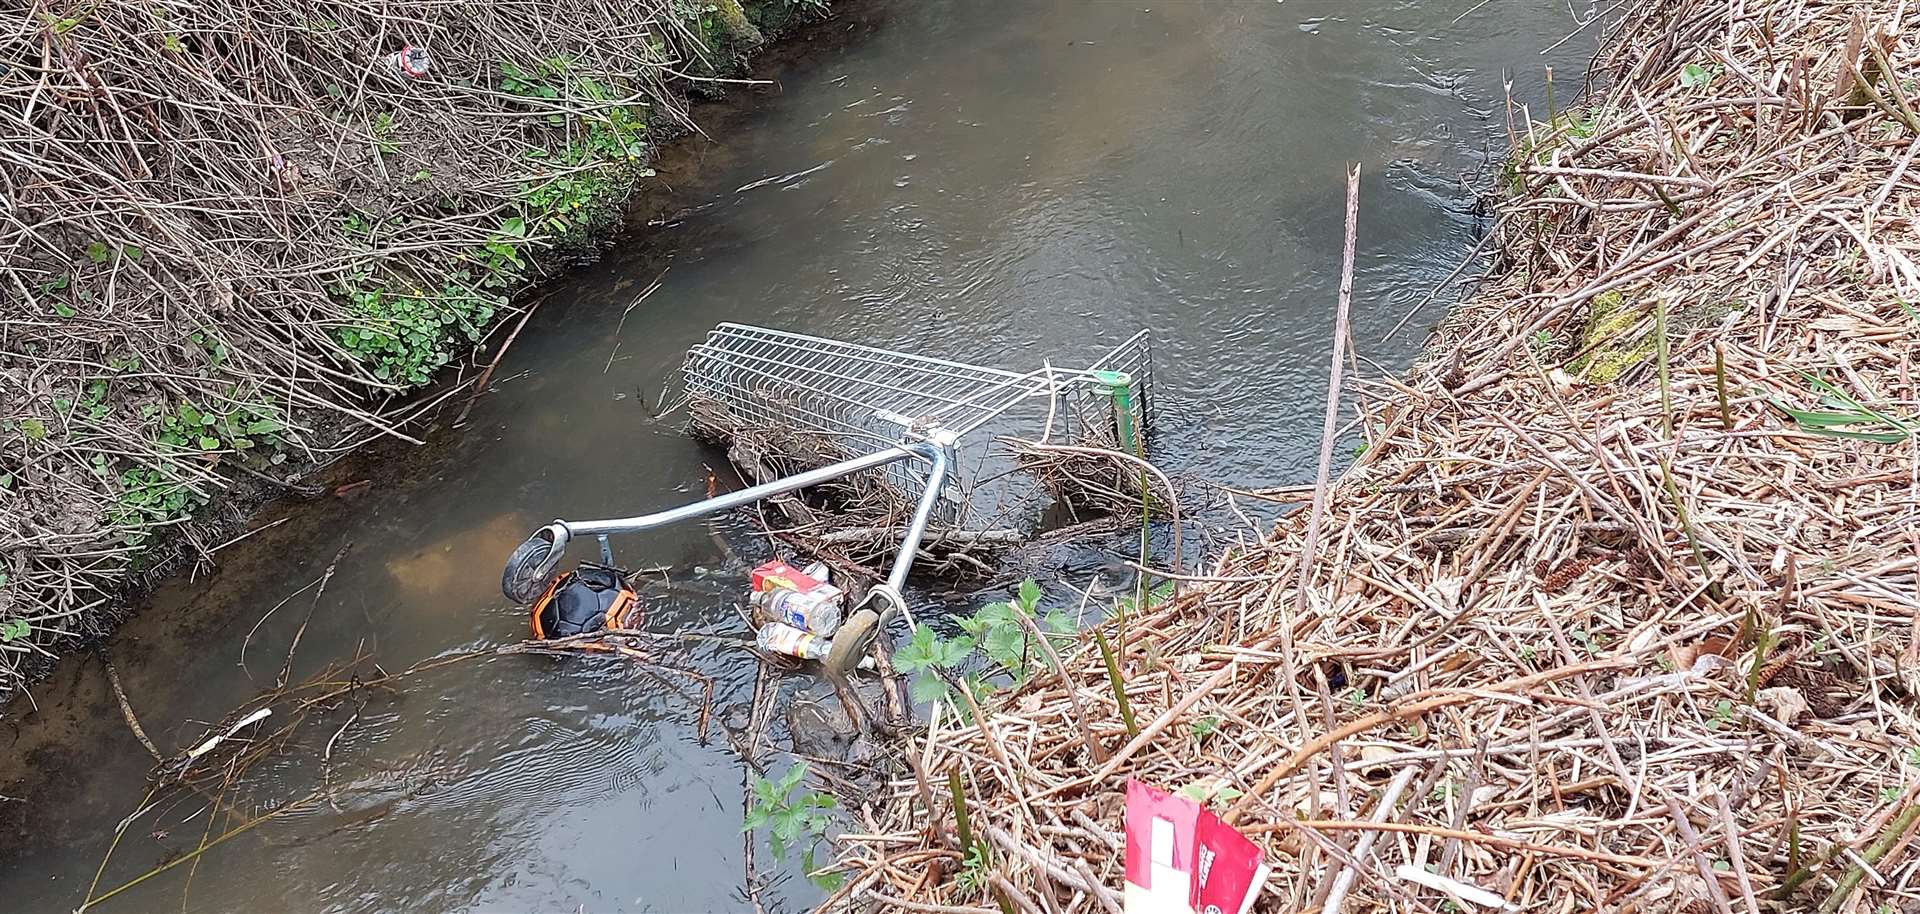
[756,621,831,662]
[753,588,843,637]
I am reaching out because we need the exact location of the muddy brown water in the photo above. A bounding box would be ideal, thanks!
[1,2,1604,911]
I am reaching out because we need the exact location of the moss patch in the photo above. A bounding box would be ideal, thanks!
[1569,290,1657,383]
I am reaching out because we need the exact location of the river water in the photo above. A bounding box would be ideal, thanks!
[0,2,1601,911]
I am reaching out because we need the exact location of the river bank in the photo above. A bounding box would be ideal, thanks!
[0,4,1615,910]
[821,2,1920,911]
[0,0,845,702]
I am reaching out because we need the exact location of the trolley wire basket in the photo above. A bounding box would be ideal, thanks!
[680,323,1152,527]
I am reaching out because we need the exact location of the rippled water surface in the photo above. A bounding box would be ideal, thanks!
[0,2,1601,911]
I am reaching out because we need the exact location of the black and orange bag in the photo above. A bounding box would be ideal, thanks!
[530,564,640,639]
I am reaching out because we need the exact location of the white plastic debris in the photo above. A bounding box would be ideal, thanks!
[1393,864,1518,911]
[185,707,272,761]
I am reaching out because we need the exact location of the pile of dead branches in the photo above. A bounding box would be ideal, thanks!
[821,2,1920,912]
[0,0,790,695]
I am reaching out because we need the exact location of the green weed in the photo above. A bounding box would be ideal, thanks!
[333,282,501,385]
[1769,371,1911,443]
[899,579,1074,709]
[1680,62,1723,90]
[109,465,198,544]
[1176,779,1244,811]
[743,763,843,892]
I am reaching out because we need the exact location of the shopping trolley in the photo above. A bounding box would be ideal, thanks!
[500,323,1152,675]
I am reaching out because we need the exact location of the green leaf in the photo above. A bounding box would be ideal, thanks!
[1680,62,1716,89]
[1190,715,1221,740]
[778,763,808,794]
[19,419,47,441]
[909,671,947,704]
[197,436,220,450]
[122,244,143,262]
[934,635,975,669]
[85,241,110,263]
[52,301,75,319]
[976,602,1016,627]
[981,625,1027,671]
[1043,610,1076,634]
[0,620,28,642]
[742,804,769,830]
[244,418,284,435]
[896,625,940,672]
[1017,579,1042,612]
[771,809,802,846]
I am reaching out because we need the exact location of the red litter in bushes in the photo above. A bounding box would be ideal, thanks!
[1122,779,1268,914]
[387,44,432,80]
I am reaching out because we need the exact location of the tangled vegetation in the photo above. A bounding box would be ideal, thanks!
[0,0,827,698]
[820,2,1920,912]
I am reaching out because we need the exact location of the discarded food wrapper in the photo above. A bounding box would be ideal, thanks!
[1123,778,1268,914]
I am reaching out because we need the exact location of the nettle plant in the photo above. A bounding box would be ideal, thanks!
[894,579,1076,708]
[743,763,844,891]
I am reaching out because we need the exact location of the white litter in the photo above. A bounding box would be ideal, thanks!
[1393,864,1518,912]
[185,707,273,761]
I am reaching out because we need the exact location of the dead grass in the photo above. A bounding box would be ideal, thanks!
[820,2,1920,911]
[0,0,793,696]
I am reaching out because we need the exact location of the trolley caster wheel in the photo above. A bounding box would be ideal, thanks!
[502,524,567,604]
[824,607,880,677]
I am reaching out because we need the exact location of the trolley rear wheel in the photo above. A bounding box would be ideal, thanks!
[502,528,563,604]
[824,607,879,677]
